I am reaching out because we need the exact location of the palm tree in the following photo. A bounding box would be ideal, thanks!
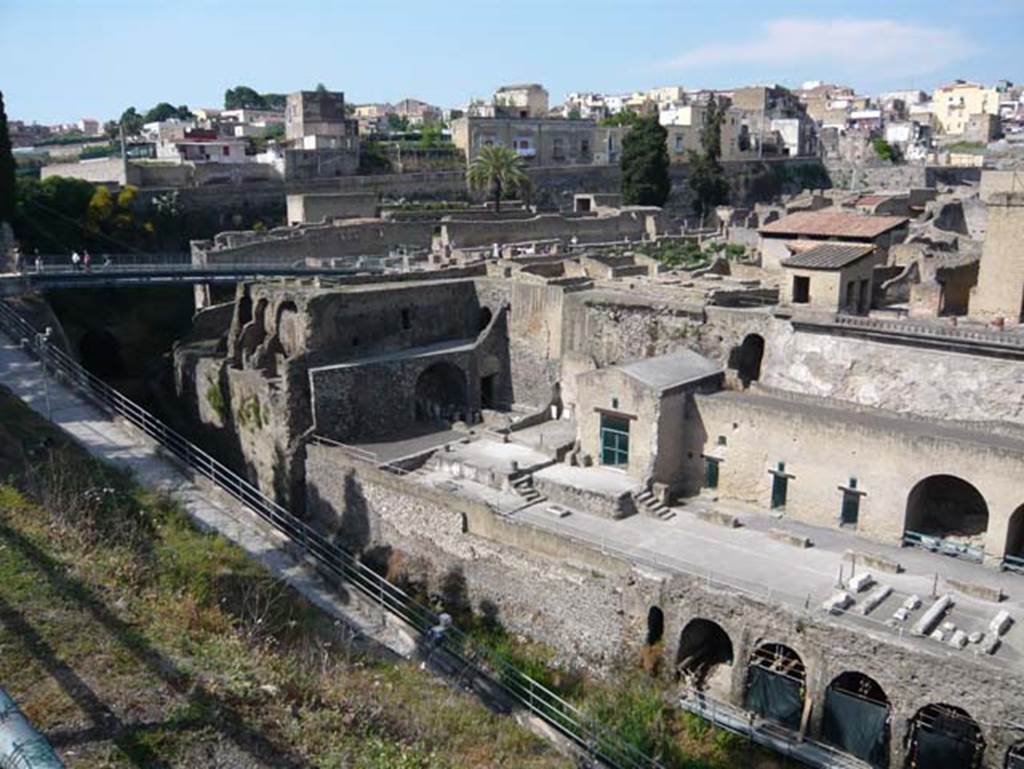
[466,145,527,213]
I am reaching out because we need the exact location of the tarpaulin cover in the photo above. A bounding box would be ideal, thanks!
[745,666,802,731]
[910,723,982,769]
[822,688,889,768]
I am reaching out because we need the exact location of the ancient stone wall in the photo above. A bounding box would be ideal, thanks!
[759,322,1024,425]
[304,447,1024,769]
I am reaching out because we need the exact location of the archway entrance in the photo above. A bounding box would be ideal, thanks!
[735,334,765,387]
[1005,505,1024,570]
[904,704,984,769]
[676,619,733,695]
[79,328,124,377]
[414,362,468,424]
[646,606,665,646]
[905,476,988,559]
[822,672,890,768]
[744,643,805,731]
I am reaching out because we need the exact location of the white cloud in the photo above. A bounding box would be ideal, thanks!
[662,18,977,80]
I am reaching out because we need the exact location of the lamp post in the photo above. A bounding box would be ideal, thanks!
[36,326,52,419]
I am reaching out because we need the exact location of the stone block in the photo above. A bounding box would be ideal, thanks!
[903,594,922,611]
[967,631,984,644]
[769,528,813,549]
[913,594,953,637]
[981,636,1001,656]
[859,585,892,616]
[849,572,875,593]
[844,549,903,574]
[892,607,909,622]
[948,630,968,649]
[695,509,740,528]
[990,610,1013,637]
[822,591,853,615]
[930,628,946,642]
[945,578,1005,603]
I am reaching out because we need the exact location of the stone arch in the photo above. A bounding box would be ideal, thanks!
[274,301,300,358]
[731,333,765,387]
[904,703,984,769]
[905,475,988,540]
[414,361,468,423]
[822,672,891,768]
[744,642,806,731]
[1005,505,1024,561]
[1006,741,1024,769]
[79,327,124,377]
[646,606,665,646]
[478,306,494,333]
[675,618,734,692]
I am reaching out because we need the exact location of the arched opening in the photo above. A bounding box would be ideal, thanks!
[478,306,493,333]
[823,672,891,768]
[79,328,124,377]
[275,301,300,358]
[1005,505,1024,563]
[676,618,734,691]
[905,476,988,555]
[414,362,468,424]
[904,703,984,769]
[735,334,765,387]
[1007,741,1024,769]
[744,642,805,731]
[646,606,664,646]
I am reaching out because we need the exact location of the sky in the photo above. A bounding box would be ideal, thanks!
[1,0,1020,124]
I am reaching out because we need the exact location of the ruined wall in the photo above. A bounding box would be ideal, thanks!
[440,210,655,249]
[760,322,1024,425]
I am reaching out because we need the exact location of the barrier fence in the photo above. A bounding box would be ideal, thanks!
[0,300,664,769]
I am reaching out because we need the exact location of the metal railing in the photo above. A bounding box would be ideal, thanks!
[902,530,985,564]
[677,689,872,769]
[0,301,663,769]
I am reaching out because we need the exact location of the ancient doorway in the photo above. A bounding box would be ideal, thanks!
[478,306,493,333]
[744,642,805,731]
[1005,505,1024,569]
[480,374,496,410]
[822,672,890,768]
[904,704,984,769]
[414,362,468,424]
[646,607,665,646]
[676,618,733,695]
[736,334,765,387]
[905,475,988,558]
[770,462,788,509]
[600,414,630,467]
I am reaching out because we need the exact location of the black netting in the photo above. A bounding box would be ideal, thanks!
[910,718,983,769]
[745,666,803,731]
[822,688,889,768]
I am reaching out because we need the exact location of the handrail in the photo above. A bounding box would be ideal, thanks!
[0,301,664,769]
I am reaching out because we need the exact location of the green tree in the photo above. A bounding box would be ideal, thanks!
[620,116,670,207]
[224,85,263,110]
[567,106,582,120]
[467,145,528,213]
[386,113,410,133]
[419,122,442,149]
[599,109,641,128]
[144,102,179,123]
[687,96,729,218]
[0,91,16,224]
[872,137,898,163]
[119,107,144,136]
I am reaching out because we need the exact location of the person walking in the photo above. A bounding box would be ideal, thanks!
[82,250,91,272]
[102,253,112,269]
[34,252,42,273]
[70,251,81,271]
[11,246,22,273]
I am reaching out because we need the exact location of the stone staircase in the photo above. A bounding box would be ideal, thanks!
[511,475,546,506]
[635,488,675,521]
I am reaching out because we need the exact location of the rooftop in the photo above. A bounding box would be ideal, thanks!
[618,349,723,392]
[759,210,908,239]
[781,242,876,270]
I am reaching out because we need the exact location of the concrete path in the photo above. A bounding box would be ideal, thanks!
[0,335,414,658]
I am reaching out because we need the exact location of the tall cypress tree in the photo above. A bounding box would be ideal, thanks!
[0,91,16,225]
[688,95,729,218]
[620,116,671,207]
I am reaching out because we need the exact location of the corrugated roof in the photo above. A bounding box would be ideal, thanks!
[618,350,722,391]
[781,242,875,270]
[759,210,908,238]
